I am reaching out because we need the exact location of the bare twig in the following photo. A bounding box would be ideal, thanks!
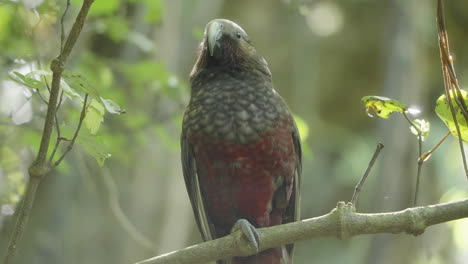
[57,90,65,111]
[419,131,450,163]
[49,91,67,164]
[60,0,71,53]
[134,199,468,264]
[43,74,51,93]
[48,115,62,164]
[350,143,384,206]
[3,1,95,263]
[53,94,89,167]
[36,90,48,104]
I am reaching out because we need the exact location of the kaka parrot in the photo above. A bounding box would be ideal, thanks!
[181,19,302,264]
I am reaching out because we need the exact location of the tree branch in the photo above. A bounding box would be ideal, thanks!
[134,198,468,264]
[3,1,95,263]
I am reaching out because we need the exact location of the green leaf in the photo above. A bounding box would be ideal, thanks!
[61,78,83,101]
[62,70,100,98]
[84,99,105,135]
[101,98,126,114]
[361,96,408,119]
[61,125,111,167]
[8,71,45,90]
[435,89,468,141]
[410,119,430,141]
[293,114,309,143]
[78,133,111,167]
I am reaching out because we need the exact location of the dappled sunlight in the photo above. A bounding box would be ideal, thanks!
[300,2,344,37]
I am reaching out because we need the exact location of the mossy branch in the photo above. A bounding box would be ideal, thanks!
[135,199,468,264]
[2,1,95,263]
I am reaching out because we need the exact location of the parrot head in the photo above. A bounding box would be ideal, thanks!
[190,19,270,78]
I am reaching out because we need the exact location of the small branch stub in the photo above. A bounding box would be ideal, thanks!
[350,143,384,206]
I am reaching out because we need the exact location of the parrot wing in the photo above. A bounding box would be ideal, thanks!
[181,136,217,242]
[285,120,302,261]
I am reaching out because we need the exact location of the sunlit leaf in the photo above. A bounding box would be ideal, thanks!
[435,89,468,142]
[361,96,408,119]
[84,99,105,135]
[293,114,309,143]
[410,119,430,141]
[101,98,125,114]
[8,71,44,90]
[27,69,50,76]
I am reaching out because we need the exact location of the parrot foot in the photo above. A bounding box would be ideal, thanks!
[231,219,260,252]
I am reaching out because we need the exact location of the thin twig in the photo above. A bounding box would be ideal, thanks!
[60,0,71,53]
[350,143,384,206]
[42,74,51,93]
[57,90,65,111]
[402,112,424,206]
[53,94,89,168]
[413,162,423,206]
[36,90,48,104]
[48,91,65,163]
[48,115,63,164]
[419,131,451,163]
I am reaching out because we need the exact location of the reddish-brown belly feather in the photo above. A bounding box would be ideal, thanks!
[190,119,295,236]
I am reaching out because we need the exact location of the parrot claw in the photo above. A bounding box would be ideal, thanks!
[231,219,260,252]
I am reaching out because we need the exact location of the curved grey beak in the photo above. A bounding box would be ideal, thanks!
[207,21,223,56]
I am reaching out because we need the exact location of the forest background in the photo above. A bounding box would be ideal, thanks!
[0,0,467,263]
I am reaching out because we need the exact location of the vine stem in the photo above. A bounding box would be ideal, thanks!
[436,0,468,179]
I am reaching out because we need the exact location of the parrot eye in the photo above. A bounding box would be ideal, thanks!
[236,32,242,39]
